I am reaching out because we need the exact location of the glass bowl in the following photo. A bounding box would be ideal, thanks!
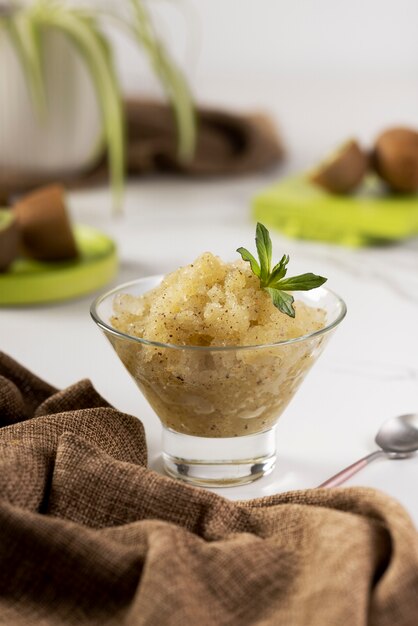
[91,276,346,487]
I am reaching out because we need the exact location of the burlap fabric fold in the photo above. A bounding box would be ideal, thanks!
[0,351,417,625]
[0,100,284,197]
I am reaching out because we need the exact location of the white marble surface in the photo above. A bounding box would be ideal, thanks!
[1,76,418,525]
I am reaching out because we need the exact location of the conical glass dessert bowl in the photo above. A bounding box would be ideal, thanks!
[91,276,346,487]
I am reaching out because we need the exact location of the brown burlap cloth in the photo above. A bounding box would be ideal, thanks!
[1,351,417,626]
[0,100,283,196]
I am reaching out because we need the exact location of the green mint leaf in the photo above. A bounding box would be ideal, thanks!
[237,223,328,318]
[255,222,272,283]
[236,247,261,277]
[274,273,327,291]
[267,254,289,285]
[265,288,295,318]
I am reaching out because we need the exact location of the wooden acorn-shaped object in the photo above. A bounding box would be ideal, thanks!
[0,209,19,272]
[309,139,369,194]
[372,127,418,193]
[14,184,78,261]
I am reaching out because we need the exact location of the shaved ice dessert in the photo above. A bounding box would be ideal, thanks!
[110,251,327,437]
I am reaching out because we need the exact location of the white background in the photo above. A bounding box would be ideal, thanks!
[110,0,418,171]
[114,0,418,79]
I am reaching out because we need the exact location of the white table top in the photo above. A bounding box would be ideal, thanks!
[2,174,418,525]
[2,75,418,525]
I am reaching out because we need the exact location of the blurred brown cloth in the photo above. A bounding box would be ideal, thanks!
[0,351,417,626]
[0,100,284,196]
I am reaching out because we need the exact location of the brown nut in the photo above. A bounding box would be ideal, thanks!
[309,139,369,194]
[372,127,418,193]
[0,209,19,272]
[14,184,78,262]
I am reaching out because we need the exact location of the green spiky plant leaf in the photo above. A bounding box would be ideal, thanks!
[0,0,196,211]
[31,1,125,212]
[237,223,327,317]
[2,6,46,116]
[129,0,195,161]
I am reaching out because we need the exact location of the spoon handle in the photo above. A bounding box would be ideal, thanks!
[318,450,385,488]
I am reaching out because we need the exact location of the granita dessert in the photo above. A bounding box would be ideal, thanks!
[109,224,329,438]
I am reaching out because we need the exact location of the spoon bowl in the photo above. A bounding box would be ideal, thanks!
[319,412,418,488]
[375,413,418,454]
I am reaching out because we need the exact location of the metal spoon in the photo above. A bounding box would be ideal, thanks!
[318,413,418,488]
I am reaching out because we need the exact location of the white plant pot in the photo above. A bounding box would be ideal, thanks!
[0,27,104,176]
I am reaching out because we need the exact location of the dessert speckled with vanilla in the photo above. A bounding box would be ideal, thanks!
[110,225,327,437]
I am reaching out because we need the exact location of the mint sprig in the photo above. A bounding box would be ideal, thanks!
[237,223,327,318]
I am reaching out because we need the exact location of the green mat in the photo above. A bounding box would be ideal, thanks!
[0,224,118,306]
[253,176,418,247]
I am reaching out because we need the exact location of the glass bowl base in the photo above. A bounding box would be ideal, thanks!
[162,426,276,487]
